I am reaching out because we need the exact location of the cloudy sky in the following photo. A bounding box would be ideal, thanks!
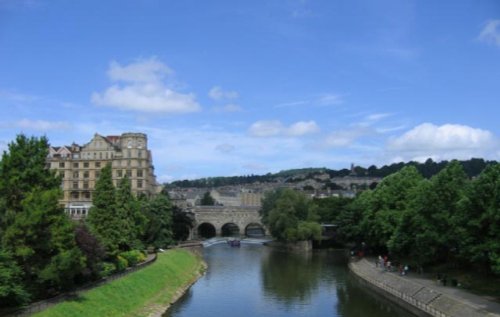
[0,0,499,182]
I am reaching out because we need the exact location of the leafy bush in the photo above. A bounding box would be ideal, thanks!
[99,262,116,278]
[115,256,128,271]
[119,250,146,267]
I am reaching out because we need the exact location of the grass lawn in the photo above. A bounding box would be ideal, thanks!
[34,249,203,317]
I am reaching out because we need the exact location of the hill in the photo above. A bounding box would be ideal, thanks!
[165,158,497,189]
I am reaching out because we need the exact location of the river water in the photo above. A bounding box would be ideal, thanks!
[164,244,414,317]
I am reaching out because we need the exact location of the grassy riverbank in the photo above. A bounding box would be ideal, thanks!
[33,249,204,317]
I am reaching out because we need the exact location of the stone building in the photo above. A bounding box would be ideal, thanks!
[47,132,160,218]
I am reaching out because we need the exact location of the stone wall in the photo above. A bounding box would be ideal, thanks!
[349,258,498,317]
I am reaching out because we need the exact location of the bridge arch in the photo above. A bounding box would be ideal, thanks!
[245,223,265,237]
[197,222,216,239]
[221,223,240,237]
[191,206,268,239]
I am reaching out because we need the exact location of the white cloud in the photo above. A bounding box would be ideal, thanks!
[319,94,343,106]
[107,58,172,83]
[213,104,243,112]
[366,113,392,122]
[287,121,320,136]
[208,86,239,100]
[388,123,498,161]
[92,57,201,113]
[478,20,500,47]
[13,119,70,131]
[249,120,284,137]
[249,120,319,137]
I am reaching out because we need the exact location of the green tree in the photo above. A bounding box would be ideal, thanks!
[366,166,423,250]
[143,193,173,248]
[0,135,60,229]
[391,161,468,265]
[313,196,353,224]
[0,248,29,306]
[200,191,215,206]
[337,190,373,244]
[172,206,194,241]
[86,164,127,256]
[0,135,84,301]
[455,163,500,273]
[262,189,321,241]
[116,176,147,249]
[2,189,85,297]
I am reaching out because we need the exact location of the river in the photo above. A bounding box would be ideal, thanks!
[164,243,415,317]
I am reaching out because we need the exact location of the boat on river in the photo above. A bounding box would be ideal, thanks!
[227,239,240,247]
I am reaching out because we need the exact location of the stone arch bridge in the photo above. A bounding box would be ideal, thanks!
[187,206,268,239]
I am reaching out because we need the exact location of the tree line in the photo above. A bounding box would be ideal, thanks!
[0,135,183,308]
[261,161,500,276]
[166,158,496,188]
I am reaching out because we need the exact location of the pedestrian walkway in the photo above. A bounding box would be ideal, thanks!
[350,257,500,317]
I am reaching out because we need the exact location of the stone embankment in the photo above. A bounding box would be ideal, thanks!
[349,257,500,317]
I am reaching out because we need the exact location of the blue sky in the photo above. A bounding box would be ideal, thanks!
[0,0,499,182]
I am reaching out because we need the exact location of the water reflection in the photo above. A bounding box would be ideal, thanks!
[261,250,322,304]
[165,245,415,317]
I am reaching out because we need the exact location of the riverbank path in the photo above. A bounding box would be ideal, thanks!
[354,257,500,317]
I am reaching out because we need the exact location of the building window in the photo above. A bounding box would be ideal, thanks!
[71,191,79,199]
[83,181,89,189]
[95,171,100,179]
[117,170,123,178]
[99,152,102,159]
[83,171,89,179]
[72,182,78,189]
[84,162,89,168]
[59,162,65,168]
[127,149,131,158]
[83,191,91,199]
[138,150,142,158]
[73,162,79,168]
[126,170,132,177]
[127,159,131,167]
[95,162,101,168]
[137,169,143,178]
[137,180,143,188]
[73,171,79,179]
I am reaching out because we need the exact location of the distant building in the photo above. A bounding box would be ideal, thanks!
[47,132,160,219]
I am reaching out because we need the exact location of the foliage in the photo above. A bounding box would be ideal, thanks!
[115,256,128,272]
[86,164,128,256]
[200,191,215,206]
[262,189,321,242]
[454,164,500,273]
[143,193,173,248]
[2,189,85,297]
[0,135,86,303]
[312,196,352,224]
[119,250,146,267]
[0,135,60,228]
[171,206,194,241]
[0,249,30,306]
[99,262,116,278]
[115,176,147,250]
[74,223,106,281]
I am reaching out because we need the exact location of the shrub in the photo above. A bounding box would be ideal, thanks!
[99,262,116,278]
[115,256,128,271]
[119,250,146,267]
